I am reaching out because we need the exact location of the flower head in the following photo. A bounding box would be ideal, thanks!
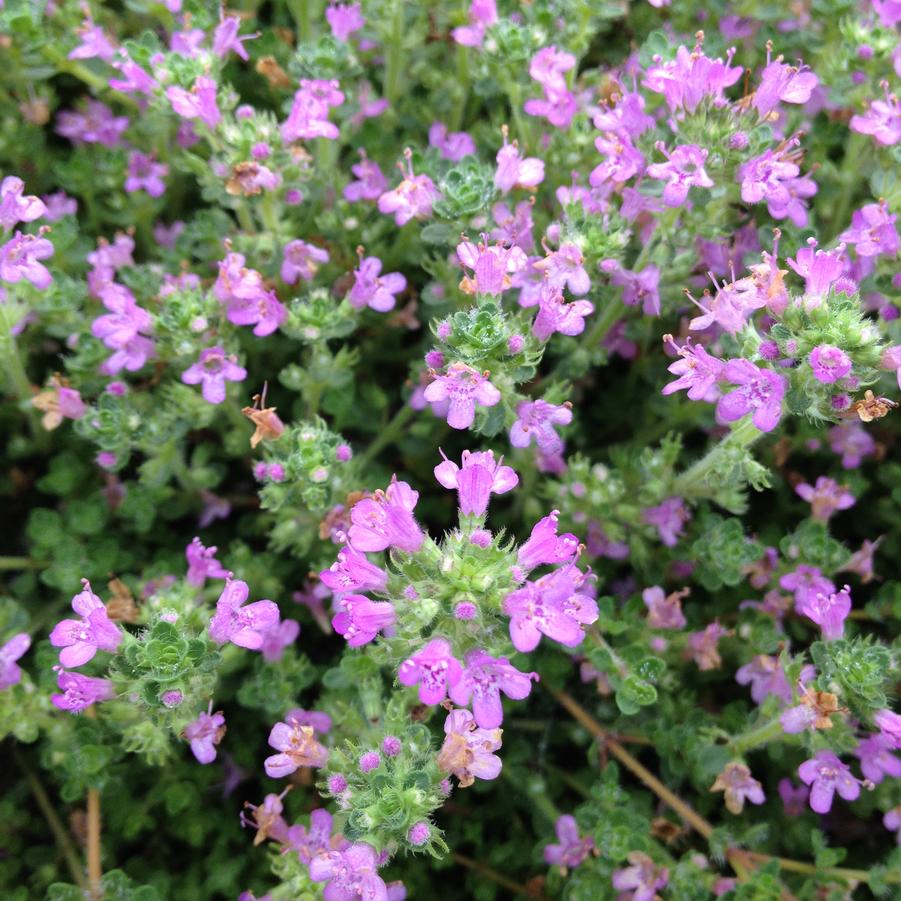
[398,638,464,704]
[349,254,407,312]
[185,537,229,587]
[264,715,329,777]
[348,477,425,553]
[711,762,766,814]
[331,594,396,647]
[51,670,114,712]
[510,400,572,455]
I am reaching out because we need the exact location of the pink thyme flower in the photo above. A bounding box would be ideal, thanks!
[875,710,901,749]
[436,708,503,787]
[716,359,787,432]
[320,545,388,594]
[285,708,332,735]
[0,176,46,230]
[282,79,344,142]
[612,852,669,901]
[1,230,54,290]
[344,154,388,202]
[0,633,30,690]
[494,127,544,193]
[503,565,598,652]
[606,262,661,317]
[839,202,900,258]
[850,86,901,147]
[780,565,836,610]
[646,143,714,207]
[798,750,861,813]
[642,497,690,547]
[452,0,498,47]
[711,762,766,814]
[208,579,280,650]
[593,89,655,138]
[787,239,845,305]
[348,477,425,553]
[809,345,852,384]
[517,510,580,571]
[166,76,221,130]
[434,449,518,516]
[181,347,247,405]
[331,594,396,647]
[310,842,388,900]
[456,237,528,296]
[184,705,226,764]
[795,476,855,522]
[491,200,535,252]
[108,55,158,96]
[259,619,300,663]
[687,621,729,670]
[378,150,441,225]
[534,242,590,294]
[449,649,538,728]
[51,669,114,712]
[735,654,795,705]
[778,778,809,816]
[42,191,78,222]
[661,335,725,401]
[590,132,645,186]
[754,56,819,118]
[69,16,116,62]
[49,580,121,667]
[56,100,129,147]
[398,638,464,704]
[429,121,476,161]
[510,399,572,455]
[124,152,168,198]
[264,717,329,777]
[532,285,595,341]
[185,537,229,588]
[212,13,258,60]
[884,806,901,844]
[797,585,852,640]
[326,2,366,42]
[349,254,407,312]
[642,586,688,630]
[286,807,340,863]
[280,240,329,285]
[543,815,596,869]
[644,42,742,113]
[423,363,501,430]
[854,734,901,784]
[241,789,291,846]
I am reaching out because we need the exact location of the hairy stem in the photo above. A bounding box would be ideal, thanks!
[357,403,416,467]
[673,416,761,498]
[729,717,786,756]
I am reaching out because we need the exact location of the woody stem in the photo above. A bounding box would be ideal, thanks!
[553,689,900,885]
[12,747,89,893]
[451,852,545,898]
[87,788,102,899]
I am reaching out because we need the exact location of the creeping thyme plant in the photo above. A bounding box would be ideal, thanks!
[7,1,901,900]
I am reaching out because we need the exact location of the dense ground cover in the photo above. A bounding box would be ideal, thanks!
[2,1,901,898]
